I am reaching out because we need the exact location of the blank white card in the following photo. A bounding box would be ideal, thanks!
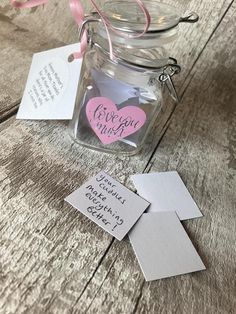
[129,212,206,281]
[131,171,202,220]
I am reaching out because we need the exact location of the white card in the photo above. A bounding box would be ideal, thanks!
[129,212,206,281]
[65,171,150,241]
[131,171,202,220]
[92,69,139,105]
[17,43,82,120]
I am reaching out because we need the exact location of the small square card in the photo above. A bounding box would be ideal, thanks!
[131,171,202,220]
[65,171,150,241]
[129,212,206,281]
[17,43,82,120]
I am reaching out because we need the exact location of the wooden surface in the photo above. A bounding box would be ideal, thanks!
[0,1,236,313]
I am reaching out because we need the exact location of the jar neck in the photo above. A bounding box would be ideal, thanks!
[90,33,171,70]
[85,46,162,88]
[96,24,179,48]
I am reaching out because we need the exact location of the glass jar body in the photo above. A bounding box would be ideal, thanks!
[69,47,164,155]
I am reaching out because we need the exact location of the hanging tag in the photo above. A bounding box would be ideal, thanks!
[17,43,82,120]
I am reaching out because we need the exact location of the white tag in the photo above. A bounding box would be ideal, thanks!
[65,171,150,241]
[131,171,202,220]
[129,212,206,281]
[17,43,82,120]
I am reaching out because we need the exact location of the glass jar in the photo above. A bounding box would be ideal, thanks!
[69,1,198,155]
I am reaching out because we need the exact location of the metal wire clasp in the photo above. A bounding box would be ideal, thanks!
[159,58,181,102]
[78,14,101,43]
[180,12,199,24]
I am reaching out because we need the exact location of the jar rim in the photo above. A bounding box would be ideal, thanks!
[101,0,181,33]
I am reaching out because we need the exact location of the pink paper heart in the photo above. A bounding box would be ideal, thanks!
[86,97,146,145]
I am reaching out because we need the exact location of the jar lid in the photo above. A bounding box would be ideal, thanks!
[101,0,198,33]
[82,1,198,63]
[89,1,198,49]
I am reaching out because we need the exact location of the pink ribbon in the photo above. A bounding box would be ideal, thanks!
[11,0,151,60]
[69,0,88,59]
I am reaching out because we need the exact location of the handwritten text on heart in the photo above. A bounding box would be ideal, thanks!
[86,97,146,145]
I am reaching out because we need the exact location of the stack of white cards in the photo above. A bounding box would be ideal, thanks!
[65,171,205,282]
[129,171,205,281]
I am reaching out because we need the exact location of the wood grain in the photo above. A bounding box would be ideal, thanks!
[0,0,235,314]
[0,116,159,314]
[0,17,62,121]
[0,0,92,44]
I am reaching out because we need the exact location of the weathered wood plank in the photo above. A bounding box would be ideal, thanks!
[71,3,236,314]
[0,17,62,121]
[0,116,160,314]
[0,1,235,314]
[0,0,92,45]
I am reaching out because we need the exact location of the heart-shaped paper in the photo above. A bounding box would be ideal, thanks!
[86,97,146,145]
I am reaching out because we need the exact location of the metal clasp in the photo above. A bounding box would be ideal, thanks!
[159,58,181,102]
[179,12,199,24]
[78,13,101,44]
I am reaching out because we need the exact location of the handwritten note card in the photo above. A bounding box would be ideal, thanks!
[65,171,150,240]
[17,43,82,120]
